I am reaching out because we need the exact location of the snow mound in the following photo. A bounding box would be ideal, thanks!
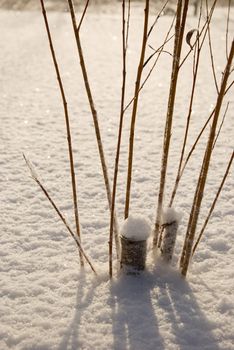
[121,215,151,241]
[162,207,182,225]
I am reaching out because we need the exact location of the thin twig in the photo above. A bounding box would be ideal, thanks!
[124,0,150,219]
[77,0,90,33]
[172,79,232,199]
[39,0,83,265]
[23,155,97,274]
[192,151,234,256]
[147,0,170,38]
[124,27,175,115]
[225,79,234,95]
[169,32,200,207]
[226,0,231,61]
[179,0,217,69]
[66,0,120,259]
[109,0,129,278]
[212,102,229,150]
[205,0,219,94]
[153,0,189,247]
[180,40,234,277]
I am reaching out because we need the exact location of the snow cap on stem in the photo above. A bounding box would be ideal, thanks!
[121,215,151,241]
[162,207,182,225]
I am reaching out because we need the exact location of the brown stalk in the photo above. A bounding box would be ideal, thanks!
[180,40,234,277]
[169,0,223,206]
[39,0,83,265]
[212,102,229,150]
[192,151,234,256]
[66,0,119,257]
[205,0,219,94]
[77,0,90,32]
[175,101,229,202]
[226,0,231,61]
[123,2,177,115]
[123,32,175,114]
[179,0,217,69]
[23,155,97,274]
[147,0,170,39]
[153,0,189,247]
[109,0,129,278]
[124,0,150,219]
[169,32,200,208]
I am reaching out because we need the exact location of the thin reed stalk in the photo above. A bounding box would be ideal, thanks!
[169,32,200,208]
[109,0,130,278]
[180,40,234,277]
[66,0,120,258]
[23,155,97,274]
[179,0,217,69]
[124,0,150,219]
[39,0,83,265]
[226,0,231,61]
[123,32,175,114]
[169,0,220,206]
[212,102,229,150]
[153,0,189,247]
[192,151,234,256]
[205,0,219,94]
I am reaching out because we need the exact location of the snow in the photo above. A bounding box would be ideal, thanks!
[162,207,182,225]
[121,215,151,241]
[0,3,234,350]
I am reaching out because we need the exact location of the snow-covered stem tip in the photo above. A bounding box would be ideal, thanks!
[161,208,181,262]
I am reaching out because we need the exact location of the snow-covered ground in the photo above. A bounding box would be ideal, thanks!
[0,4,233,350]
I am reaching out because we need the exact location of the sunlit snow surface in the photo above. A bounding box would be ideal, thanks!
[0,4,234,350]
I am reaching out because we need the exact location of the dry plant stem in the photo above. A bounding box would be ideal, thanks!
[109,0,128,278]
[225,79,234,95]
[169,2,231,205]
[180,40,234,277]
[179,0,217,69]
[153,0,189,247]
[77,0,90,32]
[212,102,229,150]
[226,0,231,61]
[66,0,119,254]
[181,102,228,187]
[125,0,131,48]
[39,0,83,265]
[123,32,175,114]
[147,0,170,38]
[192,151,234,256]
[170,1,222,206]
[23,155,97,274]
[205,0,219,94]
[123,10,177,115]
[124,0,150,219]
[169,34,200,207]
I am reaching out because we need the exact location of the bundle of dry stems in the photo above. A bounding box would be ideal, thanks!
[25,0,233,279]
